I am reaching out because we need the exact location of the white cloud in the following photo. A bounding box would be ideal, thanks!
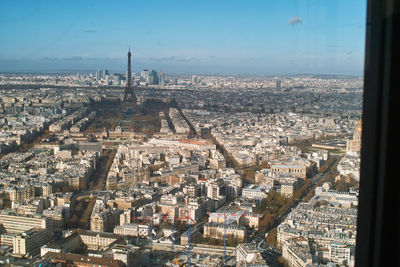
[288,16,303,25]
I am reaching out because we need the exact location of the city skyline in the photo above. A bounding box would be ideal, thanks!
[0,72,363,266]
[0,0,366,75]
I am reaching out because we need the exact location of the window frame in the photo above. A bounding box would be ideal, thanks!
[355,0,399,266]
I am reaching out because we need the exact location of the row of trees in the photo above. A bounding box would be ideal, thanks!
[66,196,97,229]
[256,179,313,232]
[303,156,342,202]
[198,234,241,247]
[85,101,121,132]
[88,149,116,191]
[253,176,319,248]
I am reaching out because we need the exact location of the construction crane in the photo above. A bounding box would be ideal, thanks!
[131,211,195,266]
[148,219,153,266]
[137,216,154,266]
[224,212,227,264]
[213,211,247,265]
[171,216,175,252]
[173,199,195,267]
[187,217,192,267]
[132,209,252,266]
[171,203,181,253]
[132,202,254,266]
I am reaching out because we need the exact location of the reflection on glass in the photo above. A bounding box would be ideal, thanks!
[0,1,365,266]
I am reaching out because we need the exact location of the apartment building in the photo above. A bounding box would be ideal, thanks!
[12,228,53,256]
[0,212,49,234]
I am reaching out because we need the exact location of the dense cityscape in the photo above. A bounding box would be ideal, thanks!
[0,50,363,267]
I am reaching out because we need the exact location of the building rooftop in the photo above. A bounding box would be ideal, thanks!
[43,252,125,267]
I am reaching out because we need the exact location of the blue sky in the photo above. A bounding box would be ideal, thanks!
[0,0,366,75]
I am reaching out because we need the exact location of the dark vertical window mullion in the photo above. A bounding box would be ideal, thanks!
[356,0,399,266]
[356,0,383,266]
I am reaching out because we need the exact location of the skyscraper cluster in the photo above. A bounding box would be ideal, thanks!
[138,69,164,86]
[96,69,109,81]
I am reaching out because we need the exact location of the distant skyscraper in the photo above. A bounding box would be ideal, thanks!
[150,70,159,85]
[140,69,150,84]
[192,75,198,84]
[276,79,281,91]
[159,70,165,87]
[114,74,120,85]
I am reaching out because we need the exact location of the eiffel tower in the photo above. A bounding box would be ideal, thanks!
[122,49,137,115]
[124,49,136,102]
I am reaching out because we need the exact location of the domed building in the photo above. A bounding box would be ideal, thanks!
[346,120,362,153]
